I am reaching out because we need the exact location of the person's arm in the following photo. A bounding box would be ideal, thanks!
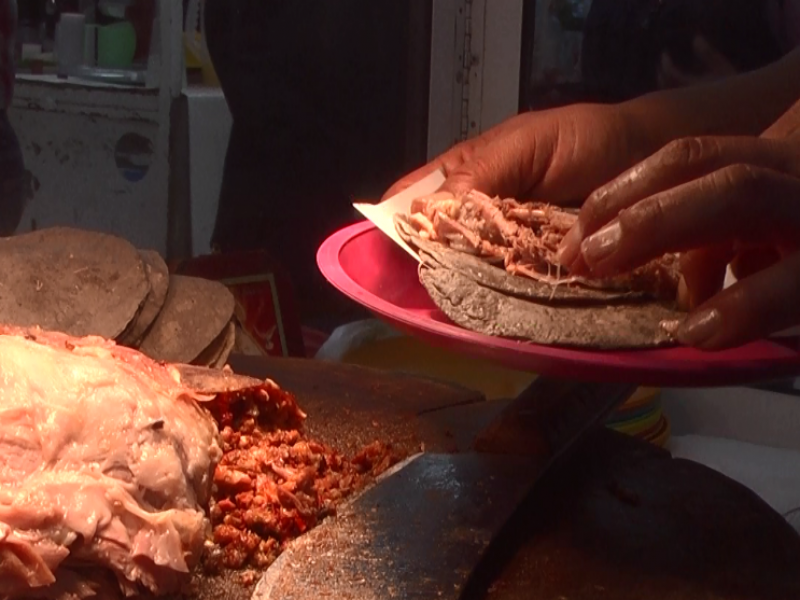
[384,49,800,205]
[621,48,800,154]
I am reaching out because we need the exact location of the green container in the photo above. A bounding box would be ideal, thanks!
[97,20,136,68]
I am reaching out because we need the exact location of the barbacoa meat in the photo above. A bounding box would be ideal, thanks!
[0,326,222,599]
[408,190,680,299]
[200,380,402,574]
[0,327,405,597]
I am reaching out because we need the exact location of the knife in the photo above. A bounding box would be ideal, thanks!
[253,378,637,600]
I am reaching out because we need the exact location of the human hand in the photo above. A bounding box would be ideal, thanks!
[657,36,738,90]
[557,131,800,350]
[382,103,644,207]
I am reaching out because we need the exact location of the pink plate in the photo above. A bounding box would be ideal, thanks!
[317,221,800,387]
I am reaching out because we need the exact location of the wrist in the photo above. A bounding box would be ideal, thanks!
[619,49,800,147]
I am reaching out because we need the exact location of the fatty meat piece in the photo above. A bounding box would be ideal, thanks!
[0,326,222,599]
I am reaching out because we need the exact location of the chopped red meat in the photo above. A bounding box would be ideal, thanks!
[201,382,403,573]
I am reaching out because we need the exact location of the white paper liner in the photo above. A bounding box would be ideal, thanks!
[353,169,445,262]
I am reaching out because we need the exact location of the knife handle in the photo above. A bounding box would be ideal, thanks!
[473,377,638,459]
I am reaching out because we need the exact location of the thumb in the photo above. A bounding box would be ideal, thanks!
[381,117,526,201]
[439,131,541,199]
[437,147,508,198]
[381,162,444,201]
[437,165,484,197]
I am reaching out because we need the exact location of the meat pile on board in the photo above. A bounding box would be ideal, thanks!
[202,384,400,572]
[0,327,402,599]
[408,189,680,299]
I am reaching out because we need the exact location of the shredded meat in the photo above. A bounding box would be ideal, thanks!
[0,326,222,599]
[409,190,680,299]
[202,381,403,574]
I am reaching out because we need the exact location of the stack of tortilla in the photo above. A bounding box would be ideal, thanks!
[0,227,236,367]
[394,213,684,350]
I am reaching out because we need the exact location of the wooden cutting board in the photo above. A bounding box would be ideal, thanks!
[188,356,800,600]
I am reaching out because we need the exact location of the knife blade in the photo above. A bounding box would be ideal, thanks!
[253,378,637,600]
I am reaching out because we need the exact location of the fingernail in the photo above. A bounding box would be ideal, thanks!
[580,221,621,268]
[676,308,722,347]
[556,222,583,267]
